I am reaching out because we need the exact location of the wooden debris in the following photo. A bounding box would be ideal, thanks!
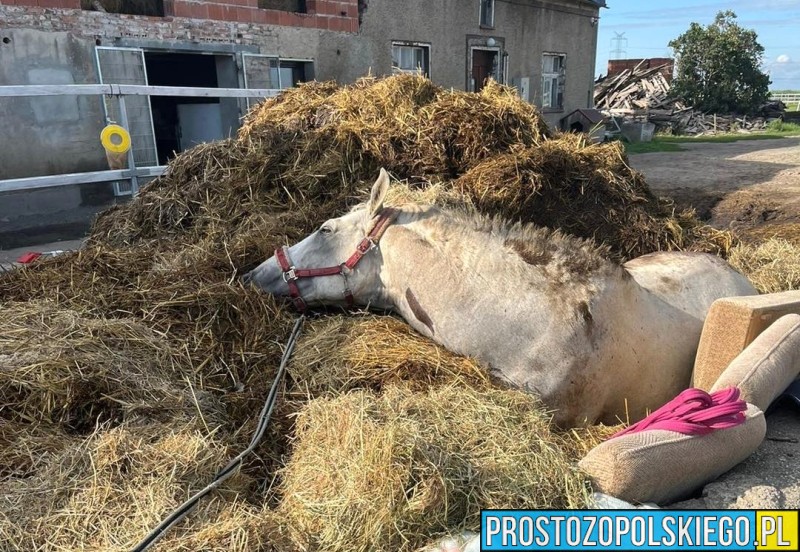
[595,62,785,136]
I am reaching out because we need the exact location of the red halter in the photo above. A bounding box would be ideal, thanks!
[274,208,398,313]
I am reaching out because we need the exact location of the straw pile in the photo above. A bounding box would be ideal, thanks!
[1,74,730,550]
[729,238,800,294]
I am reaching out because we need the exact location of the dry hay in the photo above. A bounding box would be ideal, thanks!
[286,315,491,397]
[275,385,597,552]
[0,74,717,550]
[454,137,732,260]
[728,238,800,293]
[0,422,279,551]
[733,221,800,247]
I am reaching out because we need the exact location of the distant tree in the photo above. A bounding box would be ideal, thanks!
[669,11,770,113]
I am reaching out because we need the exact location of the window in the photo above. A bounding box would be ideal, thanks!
[81,0,164,17]
[392,43,430,77]
[270,60,312,89]
[480,0,494,27]
[542,53,566,110]
[258,0,307,12]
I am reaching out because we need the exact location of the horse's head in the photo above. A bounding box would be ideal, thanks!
[243,169,393,312]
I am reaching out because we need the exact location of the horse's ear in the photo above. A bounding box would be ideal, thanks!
[368,168,390,218]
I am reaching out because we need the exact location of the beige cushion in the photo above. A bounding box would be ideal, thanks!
[578,404,765,505]
[693,291,800,391]
[710,314,800,411]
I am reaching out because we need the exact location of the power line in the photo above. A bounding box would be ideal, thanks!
[610,32,628,60]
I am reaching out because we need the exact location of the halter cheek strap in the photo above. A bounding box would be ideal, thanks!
[275,208,398,313]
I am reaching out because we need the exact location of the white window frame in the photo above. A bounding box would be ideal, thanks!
[391,41,431,78]
[479,0,495,28]
[542,52,566,110]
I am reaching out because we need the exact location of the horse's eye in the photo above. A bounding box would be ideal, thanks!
[319,225,332,235]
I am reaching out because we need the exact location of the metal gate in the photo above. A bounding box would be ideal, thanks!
[95,47,158,194]
[242,53,281,110]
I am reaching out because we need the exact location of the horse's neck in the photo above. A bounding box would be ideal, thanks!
[377,208,557,352]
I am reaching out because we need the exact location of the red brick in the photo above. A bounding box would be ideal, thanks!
[336,2,349,16]
[287,11,306,25]
[235,6,250,21]
[207,3,224,20]
[192,3,208,18]
[261,8,280,24]
[163,0,175,15]
[277,9,291,25]
[222,4,236,20]
[305,0,318,14]
[315,15,331,29]
[349,17,358,32]
[251,8,267,23]
[173,1,192,17]
[316,1,335,15]
[338,16,352,31]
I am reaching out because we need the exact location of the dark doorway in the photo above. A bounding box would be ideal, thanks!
[144,52,239,164]
[471,49,498,93]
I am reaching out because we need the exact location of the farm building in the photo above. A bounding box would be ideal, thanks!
[0,0,606,246]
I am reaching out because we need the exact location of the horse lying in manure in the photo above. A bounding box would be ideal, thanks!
[243,169,757,427]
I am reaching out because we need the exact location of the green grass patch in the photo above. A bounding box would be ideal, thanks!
[625,123,800,153]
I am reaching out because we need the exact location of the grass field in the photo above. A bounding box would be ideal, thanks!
[625,121,800,154]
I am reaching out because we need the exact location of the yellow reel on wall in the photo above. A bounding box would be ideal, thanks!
[100,124,132,154]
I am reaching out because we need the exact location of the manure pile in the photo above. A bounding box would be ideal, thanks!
[1,75,728,551]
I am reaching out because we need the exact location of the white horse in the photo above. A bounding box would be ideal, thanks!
[244,170,757,427]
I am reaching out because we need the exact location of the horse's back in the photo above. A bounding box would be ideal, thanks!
[623,251,757,320]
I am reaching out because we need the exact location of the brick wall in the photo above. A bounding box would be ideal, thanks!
[0,0,358,31]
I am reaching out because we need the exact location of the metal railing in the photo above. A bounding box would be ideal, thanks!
[0,84,282,195]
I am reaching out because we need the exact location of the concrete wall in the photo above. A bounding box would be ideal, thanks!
[0,0,602,245]
[331,0,602,126]
[0,29,109,179]
[0,0,602,175]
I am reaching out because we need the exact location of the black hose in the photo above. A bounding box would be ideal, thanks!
[130,315,306,552]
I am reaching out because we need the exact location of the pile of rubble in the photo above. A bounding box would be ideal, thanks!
[594,61,784,136]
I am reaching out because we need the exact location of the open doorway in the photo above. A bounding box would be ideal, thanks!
[470,48,498,92]
[144,52,240,164]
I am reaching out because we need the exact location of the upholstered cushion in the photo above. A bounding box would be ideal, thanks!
[709,314,800,411]
[578,404,765,505]
[693,291,800,391]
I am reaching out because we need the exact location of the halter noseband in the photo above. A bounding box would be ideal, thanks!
[274,208,398,313]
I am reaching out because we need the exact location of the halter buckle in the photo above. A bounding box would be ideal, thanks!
[282,267,298,282]
[357,237,377,253]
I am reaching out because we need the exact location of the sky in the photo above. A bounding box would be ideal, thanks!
[595,0,800,91]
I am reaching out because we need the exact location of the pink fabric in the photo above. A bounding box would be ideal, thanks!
[612,387,747,438]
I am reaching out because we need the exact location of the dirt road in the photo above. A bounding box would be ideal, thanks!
[629,136,800,241]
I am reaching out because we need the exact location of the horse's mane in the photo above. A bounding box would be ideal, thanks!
[385,201,622,284]
[447,206,620,280]
[351,192,621,283]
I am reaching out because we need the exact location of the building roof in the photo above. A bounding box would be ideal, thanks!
[563,108,605,124]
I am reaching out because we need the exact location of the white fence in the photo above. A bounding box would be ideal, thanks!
[770,92,800,111]
[0,84,282,195]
